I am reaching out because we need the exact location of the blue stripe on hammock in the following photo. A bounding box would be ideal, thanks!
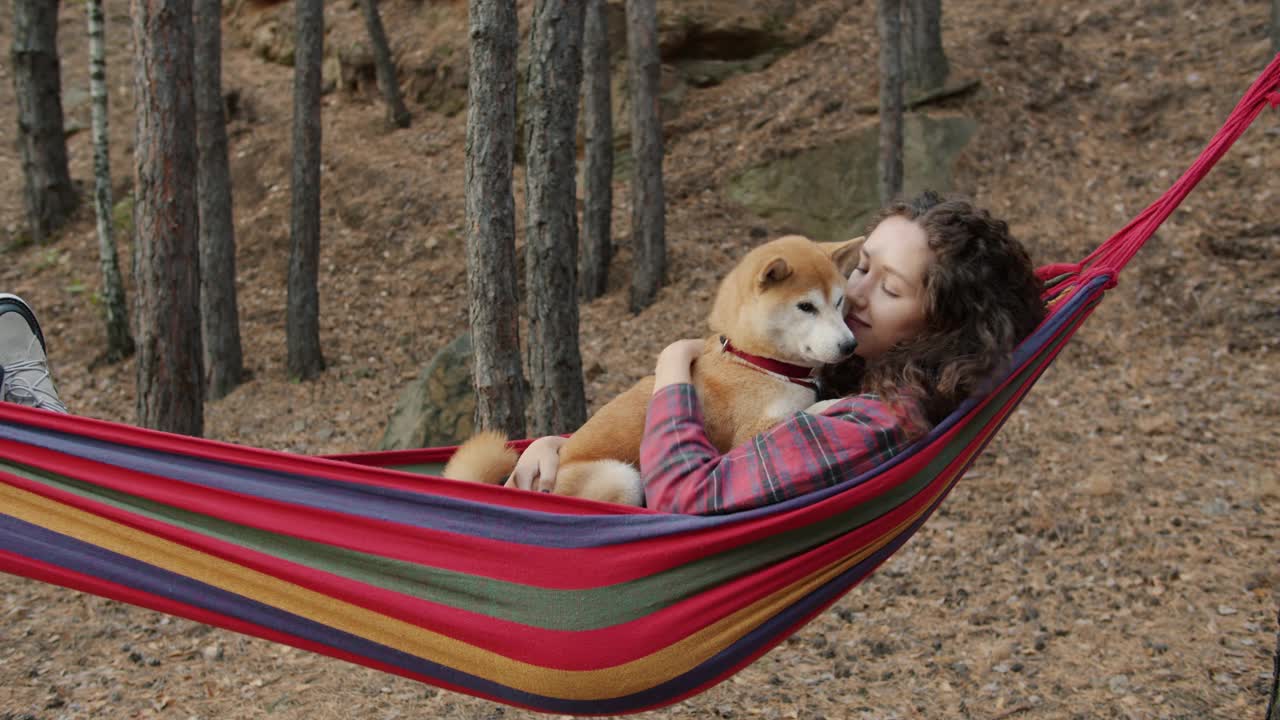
[0,422,702,545]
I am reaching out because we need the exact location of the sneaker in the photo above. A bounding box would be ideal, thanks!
[0,293,67,413]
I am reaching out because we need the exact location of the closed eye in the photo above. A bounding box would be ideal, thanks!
[797,301,817,314]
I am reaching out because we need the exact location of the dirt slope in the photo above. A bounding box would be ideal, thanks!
[0,1,1277,718]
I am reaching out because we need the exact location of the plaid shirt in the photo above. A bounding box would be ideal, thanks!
[640,383,927,514]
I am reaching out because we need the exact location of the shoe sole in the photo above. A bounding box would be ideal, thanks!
[0,293,47,356]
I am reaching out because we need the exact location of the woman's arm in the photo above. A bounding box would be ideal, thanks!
[640,345,925,514]
[652,338,704,391]
[506,435,569,491]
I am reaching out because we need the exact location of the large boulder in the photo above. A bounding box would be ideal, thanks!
[380,333,476,450]
[725,113,977,241]
[403,45,469,117]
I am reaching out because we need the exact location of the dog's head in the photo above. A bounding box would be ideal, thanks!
[709,235,863,368]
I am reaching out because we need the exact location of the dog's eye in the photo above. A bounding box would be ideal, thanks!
[797,302,817,314]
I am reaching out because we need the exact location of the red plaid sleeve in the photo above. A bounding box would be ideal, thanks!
[640,383,927,514]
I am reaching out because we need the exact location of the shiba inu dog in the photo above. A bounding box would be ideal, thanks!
[443,234,863,505]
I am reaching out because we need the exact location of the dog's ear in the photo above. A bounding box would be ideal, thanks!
[758,257,792,286]
[817,236,865,276]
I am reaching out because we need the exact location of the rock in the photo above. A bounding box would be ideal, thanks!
[251,20,294,67]
[1079,472,1119,497]
[321,56,342,96]
[337,41,377,96]
[380,334,477,450]
[62,86,91,112]
[201,644,223,661]
[652,0,800,60]
[725,114,977,241]
[62,118,87,138]
[1199,498,1229,517]
[404,46,469,117]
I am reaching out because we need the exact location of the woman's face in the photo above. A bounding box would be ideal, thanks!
[844,215,934,360]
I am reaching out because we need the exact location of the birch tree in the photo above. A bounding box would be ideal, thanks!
[288,0,326,380]
[626,0,665,313]
[580,0,613,302]
[464,0,525,437]
[12,0,77,244]
[87,0,133,363]
[194,0,245,399]
[132,0,204,436]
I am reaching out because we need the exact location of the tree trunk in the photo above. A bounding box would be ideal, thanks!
[357,0,411,128]
[524,0,586,436]
[1272,0,1279,54]
[194,0,245,400]
[12,0,78,244]
[132,0,204,437]
[625,0,665,313]
[877,0,904,205]
[903,0,949,94]
[465,0,525,438]
[1268,607,1280,720]
[580,0,613,302]
[288,0,326,381]
[87,0,133,364]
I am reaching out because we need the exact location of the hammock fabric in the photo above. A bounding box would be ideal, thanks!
[2,56,1277,716]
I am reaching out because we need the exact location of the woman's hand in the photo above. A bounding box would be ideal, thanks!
[653,338,704,393]
[506,435,568,492]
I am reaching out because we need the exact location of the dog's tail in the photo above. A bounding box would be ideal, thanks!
[442,430,518,485]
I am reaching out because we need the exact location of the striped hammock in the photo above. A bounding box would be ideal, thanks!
[2,56,1277,716]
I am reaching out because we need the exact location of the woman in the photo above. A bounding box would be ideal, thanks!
[513,191,1047,514]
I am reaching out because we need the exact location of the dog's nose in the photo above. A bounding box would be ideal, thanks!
[838,337,858,357]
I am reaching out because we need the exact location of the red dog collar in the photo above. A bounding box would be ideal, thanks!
[720,337,818,391]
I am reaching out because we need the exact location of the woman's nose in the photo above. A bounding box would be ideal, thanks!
[845,276,869,308]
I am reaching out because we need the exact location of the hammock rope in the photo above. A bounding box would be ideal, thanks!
[1,53,1277,715]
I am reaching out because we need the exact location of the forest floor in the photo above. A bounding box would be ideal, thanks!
[1,1,1278,719]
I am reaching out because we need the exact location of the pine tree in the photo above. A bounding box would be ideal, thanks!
[580,0,613,302]
[524,0,587,436]
[1272,0,1279,54]
[194,0,246,399]
[1269,607,1280,720]
[288,0,326,381]
[625,0,665,313]
[12,0,78,244]
[464,0,525,437]
[878,0,904,204]
[904,0,949,94]
[132,0,204,436]
[357,0,411,128]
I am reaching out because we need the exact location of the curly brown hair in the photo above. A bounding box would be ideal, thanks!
[819,191,1047,426]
